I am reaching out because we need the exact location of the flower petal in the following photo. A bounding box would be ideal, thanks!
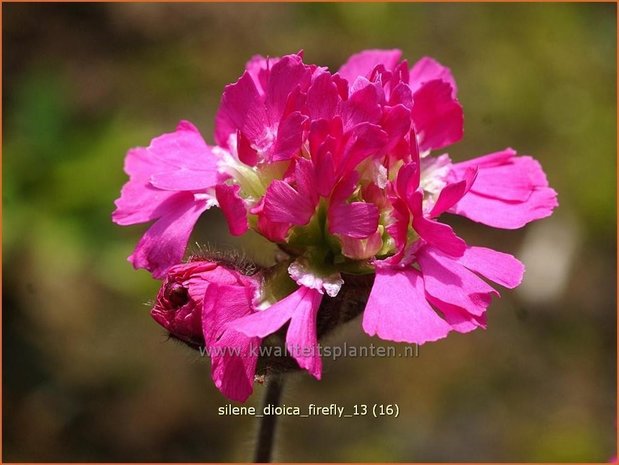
[417,246,498,317]
[216,184,249,236]
[363,267,452,344]
[458,246,525,289]
[337,49,402,82]
[285,287,323,379]
[202,283,256,346]
[449,150,558,228]
[409,56,458,96]
[429,167,477,217]
[210,329,260,402]
[411,79,463,152]
[328,201,379,239]
[112,121,214,225]
[410,190,466,257]
[128,193,211,278]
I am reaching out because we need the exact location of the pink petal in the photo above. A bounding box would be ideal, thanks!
[270,111,307,162]
[265,54,311,123]
[150,167,220,191]
[314,149,336,197]
[263,180,316,225]
[112,170,177,225]
[202,283,256,346]
[411,79,463,152]
[113,121,215,225]
[338,123,388,175]
[128,193,211,278]
[231,286,324,378]
[410,190,466,257]
[215,184,249,236]
[237,131,259,166]
[409,56,458,96]
[385,197,410,264]
[450,189,558,229]
[417,246,498,317]
[458,246,525,289]
[210,329,260,402]
[231,295,296,338]
[425,294,486,334]
[244,54,279,95]
[328,201,379,239]
[263,158,318,225]
[306,71,340,120]
[395,161,420,201]
[381,104,411,155]
[340,230,383,260]
[284,287,323,379]
[429,167,477,217]
[363,267,452,344]
[337,49,402,82]
[339,78,383,130]
[214,71,266,147]
[449,150,558,228]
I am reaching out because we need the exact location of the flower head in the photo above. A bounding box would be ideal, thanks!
[114,49,558,401]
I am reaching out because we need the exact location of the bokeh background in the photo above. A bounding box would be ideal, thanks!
[3,2,616,462]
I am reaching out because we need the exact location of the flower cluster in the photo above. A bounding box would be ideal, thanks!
[113,49,557,401]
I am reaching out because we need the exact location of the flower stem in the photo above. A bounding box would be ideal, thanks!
[253,374,285,463]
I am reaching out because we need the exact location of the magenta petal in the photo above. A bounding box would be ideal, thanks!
[425,294,486,334]
[306,72,340,120]
[458,246,525,289]
[339,123,388,175]
[339,79,383,129]
[385,197,410,263]
[411,79,463,152]
[150,167,220,191]
[215,71,266,146]
[417,246,498,317]
[210,329,259,402]
[337,49,402,82]
[265,54,310,122]
[328,201,379,239]
[231,286,324,378]
[429,167,477,217]
[363,268,452,344]
[216,184,249,236]
[128,193,210,278]
[284,287,323,379]
[113,122,214,225]
[450,189,558,229]
[237,131,259,166]
[202,283,255,346]
[410,191,466,257]
[381,104,412,155]
[244,54,277,95]
[409,56,458,96]
[271,111,307,161]
[449,151,558,229]
[231,299,294,339]
[263,181,315,225]
[112,171,177,225]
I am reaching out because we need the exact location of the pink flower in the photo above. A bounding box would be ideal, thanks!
[112,121,223,278]
[151,260,261,402]
[115,49,558,398]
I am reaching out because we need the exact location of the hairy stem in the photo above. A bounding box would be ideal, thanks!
[253,374,285,463]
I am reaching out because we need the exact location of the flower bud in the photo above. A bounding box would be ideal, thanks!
[151,259,259,348]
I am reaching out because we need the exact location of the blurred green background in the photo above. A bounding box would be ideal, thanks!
[3,2,616,462]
